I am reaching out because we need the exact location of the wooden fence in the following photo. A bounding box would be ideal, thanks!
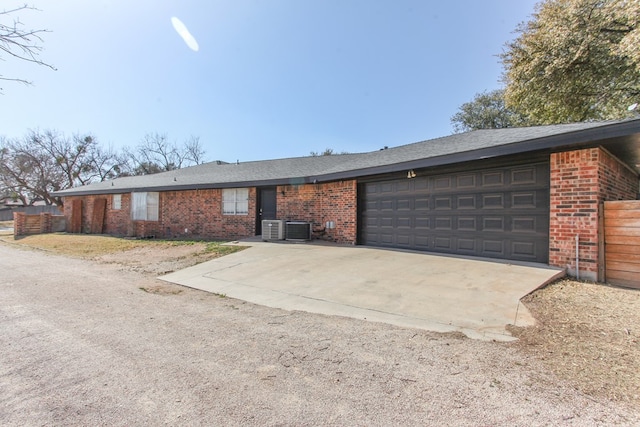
[604,200,640,289]
[13,212,66,237]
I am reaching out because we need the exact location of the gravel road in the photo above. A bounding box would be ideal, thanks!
[1,243,638,426]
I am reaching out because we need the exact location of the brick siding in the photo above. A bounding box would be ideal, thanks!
[61,180,357,244]
[60,150,637,278]
[549,147,638,280]
[277,180,357,244]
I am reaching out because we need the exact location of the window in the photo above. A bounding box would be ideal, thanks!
[112,194,122,210]
[223,188,249,215]
[131,192,159,221]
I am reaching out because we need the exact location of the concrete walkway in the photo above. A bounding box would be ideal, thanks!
[160,241,564,341]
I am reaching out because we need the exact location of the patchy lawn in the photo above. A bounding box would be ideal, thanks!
[0,233,245,274]
[509,279,640,407]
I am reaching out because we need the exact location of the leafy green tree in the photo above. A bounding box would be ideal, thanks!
[450,89,529,132]
[501,0,640,124]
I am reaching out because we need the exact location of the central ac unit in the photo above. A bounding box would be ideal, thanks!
[286,221,312,241]
[262,219,285,241]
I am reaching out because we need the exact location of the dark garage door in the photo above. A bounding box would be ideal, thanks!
[359,162,549,263]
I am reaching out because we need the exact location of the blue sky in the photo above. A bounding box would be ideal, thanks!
[1,0,538,162]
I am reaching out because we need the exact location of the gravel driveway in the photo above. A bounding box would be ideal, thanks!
[1,243,638,426]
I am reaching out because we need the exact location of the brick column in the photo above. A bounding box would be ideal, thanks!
[40,212,52,233]
[13,212,25,237]
[550,148,638,281]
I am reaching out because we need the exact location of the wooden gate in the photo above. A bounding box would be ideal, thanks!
[70,199,83,233]
[90,198,107,234]
[604,200,640,289]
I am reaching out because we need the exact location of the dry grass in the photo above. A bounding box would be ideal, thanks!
[509,279,640,407]
[0,232,244,261]
[1,233,164,257]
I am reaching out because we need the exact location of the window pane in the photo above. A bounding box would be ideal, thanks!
[113,194,121,210]
[222,189,234,203]
[223,201,236,214]
[222,188,249,215]
[131,192,147,220]
[147,192,159,221]
[237,200,248,214]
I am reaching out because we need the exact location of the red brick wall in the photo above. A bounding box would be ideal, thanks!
[277,180,357,244]
[160,188,256,240]
[550,148,638,280]
[62,182,356,243]
[63,194,131,235]
[63,189,257,240]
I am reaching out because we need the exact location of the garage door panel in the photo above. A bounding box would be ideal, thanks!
[512,217,537,233]
[457,217,476,231]
[457,238,476,252]
[397,199,411,210]
[434,197,452,209]
[380,200,393,210]
[457,195,476,209]
[415,217,430,228]
[397,217,411,228]
[482,240,505,256]
[396,181,410,192]
[435,218,452,230]
[434,237,452,249]
[415,198,429,210]
[414,177,429,191]
[512,192,536,208]
[482,194,504,208]
[379,233,394,244]
[482,171,504,187]
[359,162,549,263]
[396,234,411,246]
[434,177,452,190]
[380,217,393,227]
[512,241,537,258]
[457,174,476,188]
[511,167,536,184]
[483,217,504,231]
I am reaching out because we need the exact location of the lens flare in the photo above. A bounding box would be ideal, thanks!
[171,16,199,52]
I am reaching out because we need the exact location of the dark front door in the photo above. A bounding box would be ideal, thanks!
[256,187,277,235]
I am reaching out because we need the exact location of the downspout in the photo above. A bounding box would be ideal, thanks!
[575,234,580,281]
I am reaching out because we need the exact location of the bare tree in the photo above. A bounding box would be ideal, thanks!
[0,134,63,205]
[123,133,206,175]
[184,135,206,165]
[0,4,56,90]
[0,131,124,206]
[309,148,349,156]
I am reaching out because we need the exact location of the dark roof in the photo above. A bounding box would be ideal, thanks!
[55,118,640,196]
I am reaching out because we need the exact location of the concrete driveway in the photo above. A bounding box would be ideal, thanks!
[160,241,564,341]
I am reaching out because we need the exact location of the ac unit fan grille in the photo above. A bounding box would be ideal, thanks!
[286,222,311,241]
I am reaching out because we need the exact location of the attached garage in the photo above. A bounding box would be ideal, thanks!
[359,159,550,263]
[54,119,640,282]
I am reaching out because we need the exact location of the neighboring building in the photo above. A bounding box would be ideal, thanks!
[53,119,640,281]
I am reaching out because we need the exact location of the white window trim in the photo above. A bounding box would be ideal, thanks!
[131,192,159,221]
[222,188,249,215]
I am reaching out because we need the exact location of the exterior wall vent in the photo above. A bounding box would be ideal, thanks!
[262,220,286,241]
[286,221,312,241]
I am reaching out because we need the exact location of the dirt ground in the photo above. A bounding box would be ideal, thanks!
[1,233,639,425]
